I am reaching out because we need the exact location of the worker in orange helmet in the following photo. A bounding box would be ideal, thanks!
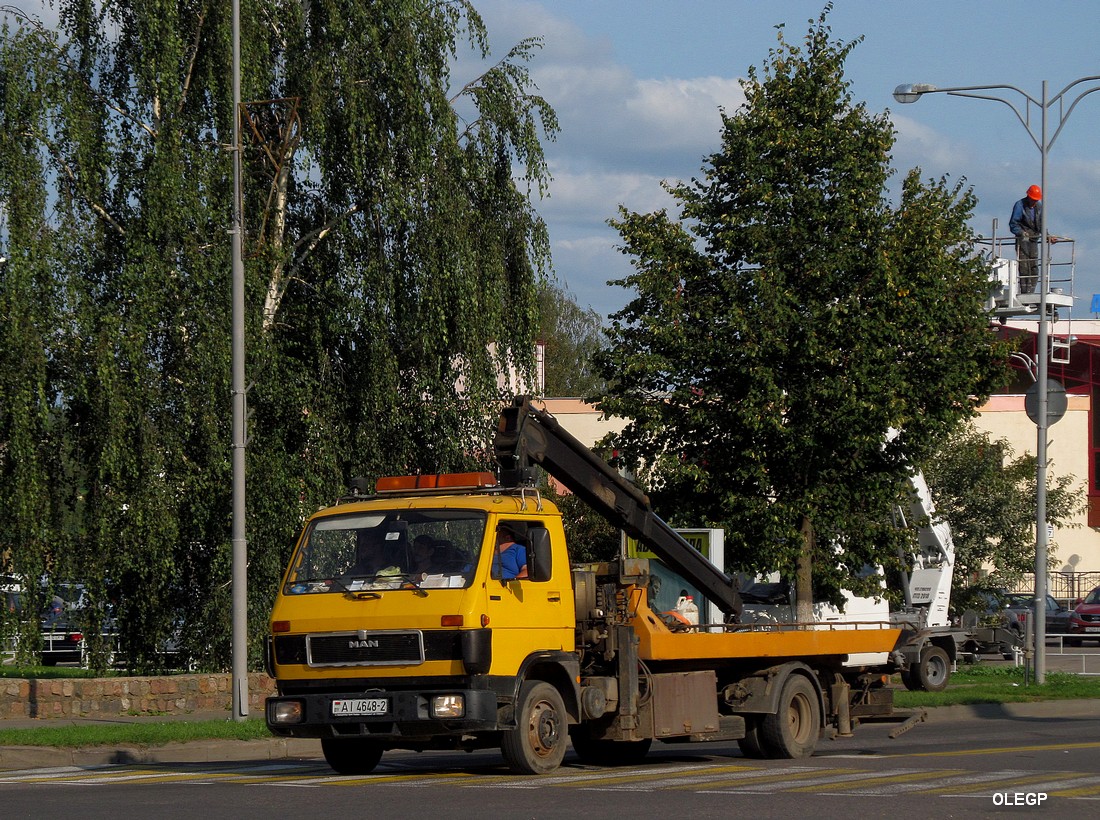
[1009,184,1043,294]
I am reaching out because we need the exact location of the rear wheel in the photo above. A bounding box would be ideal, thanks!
[759,675,820,759]
[900,667,917,691]
[321,737,384,775]
[914,645,951,692]
[736,715,767,759]
[502,681,568,774]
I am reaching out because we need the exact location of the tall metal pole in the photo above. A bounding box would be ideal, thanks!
[892,75,1100,685]
[230,0,249,720]
[1034,80,1049,685]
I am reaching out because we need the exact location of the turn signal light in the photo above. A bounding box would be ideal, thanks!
[440,615,464,627]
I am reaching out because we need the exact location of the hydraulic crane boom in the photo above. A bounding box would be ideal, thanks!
[494,396,743,618]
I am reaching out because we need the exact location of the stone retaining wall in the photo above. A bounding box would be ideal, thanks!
[0,673,277,719]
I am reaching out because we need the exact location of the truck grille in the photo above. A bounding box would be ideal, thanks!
[306,630,425,667]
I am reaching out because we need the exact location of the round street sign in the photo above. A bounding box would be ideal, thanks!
[1025,379,1068,426]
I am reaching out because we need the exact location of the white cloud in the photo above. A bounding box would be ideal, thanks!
[625,76,744,147]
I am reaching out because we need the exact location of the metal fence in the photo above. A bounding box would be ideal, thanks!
[1005,572,1100,605]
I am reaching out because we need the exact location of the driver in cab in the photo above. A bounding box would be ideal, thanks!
[495,524,527,580]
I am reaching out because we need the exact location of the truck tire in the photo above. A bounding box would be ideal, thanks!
[736,716,767,759]
[569,727,652,766]
[759,675,820,759]
[321,737,384,775]
[914,645,951,692]
[502,681,568,774]
[900,667,917,691]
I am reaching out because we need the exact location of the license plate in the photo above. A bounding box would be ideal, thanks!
[1085,627,1100,633]
[332,698,388,716]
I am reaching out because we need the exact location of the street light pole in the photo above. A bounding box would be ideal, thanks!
[893,76,1100,685]
[230,0,249,720]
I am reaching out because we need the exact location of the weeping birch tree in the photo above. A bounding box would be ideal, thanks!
[0,1,556,670]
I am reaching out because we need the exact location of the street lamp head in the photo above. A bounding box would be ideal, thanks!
[892,83,939,104]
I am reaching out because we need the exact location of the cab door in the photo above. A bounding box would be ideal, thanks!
[482,517,574,675]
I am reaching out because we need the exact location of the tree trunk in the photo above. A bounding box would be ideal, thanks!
[795,515,815,622]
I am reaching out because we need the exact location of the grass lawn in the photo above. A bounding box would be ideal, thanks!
[893,664,1100,708]
[0,718,273,748]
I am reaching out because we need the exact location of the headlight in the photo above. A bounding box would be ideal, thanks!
[269,700,304,724]
[430,694,465,718]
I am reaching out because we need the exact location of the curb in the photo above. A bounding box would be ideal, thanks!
[921,697,1100,723]
[0,736,320,773]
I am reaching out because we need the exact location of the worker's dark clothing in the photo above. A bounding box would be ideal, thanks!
[1010,197,1042,294]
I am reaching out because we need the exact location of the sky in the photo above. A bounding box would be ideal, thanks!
[12,1,1100,323]
[469,0,1100,321]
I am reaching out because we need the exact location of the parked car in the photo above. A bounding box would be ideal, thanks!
[1066,585,1100,646]
[1,578,117,667]
[39,582,95,665]
[1002,592,1073,636]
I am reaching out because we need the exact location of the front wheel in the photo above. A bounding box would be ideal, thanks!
[321,737,384,775]
[502,681,568,774]
[759,675,820,759]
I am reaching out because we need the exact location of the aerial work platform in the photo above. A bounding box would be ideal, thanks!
[981,231,1076,322]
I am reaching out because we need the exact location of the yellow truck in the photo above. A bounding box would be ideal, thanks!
[265,397,912,775]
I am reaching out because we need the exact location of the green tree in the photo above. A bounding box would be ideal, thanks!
[596,10,1010,615]
[537,279,607,397]
[0,13,71,662]
[0,2,555,671]
[920,423,1085,606]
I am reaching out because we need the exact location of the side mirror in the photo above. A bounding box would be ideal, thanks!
[526,527,552,582]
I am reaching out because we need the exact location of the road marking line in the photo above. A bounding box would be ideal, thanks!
[897,741,1100,758]
[785,768,961,793]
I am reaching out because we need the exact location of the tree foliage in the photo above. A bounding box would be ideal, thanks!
[596,9,1010,611]
[921,422,1085,605]
[0,2,555,671]
[537,278,606,397]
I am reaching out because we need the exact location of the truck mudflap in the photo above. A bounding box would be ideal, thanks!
[266,688,501,741]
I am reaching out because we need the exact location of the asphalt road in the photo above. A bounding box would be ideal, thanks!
[0,699,1098,818]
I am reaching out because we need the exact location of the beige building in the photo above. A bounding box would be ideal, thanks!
[975,393,1096,576]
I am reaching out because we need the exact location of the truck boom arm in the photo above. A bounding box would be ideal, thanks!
[494,396,743,618]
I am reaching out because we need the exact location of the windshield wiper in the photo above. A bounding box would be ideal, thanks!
[391,574,429,597]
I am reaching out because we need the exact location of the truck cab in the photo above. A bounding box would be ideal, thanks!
[266,471,580,774]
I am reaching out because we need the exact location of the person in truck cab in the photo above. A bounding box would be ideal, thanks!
[409,535,444,579]
[495,524,528,580]
[349,529,390,576]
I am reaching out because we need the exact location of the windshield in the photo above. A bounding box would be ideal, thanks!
[285,509,485,593]
[1085,588,1100,605]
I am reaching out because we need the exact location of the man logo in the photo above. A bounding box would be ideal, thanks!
[348,639,380,649]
